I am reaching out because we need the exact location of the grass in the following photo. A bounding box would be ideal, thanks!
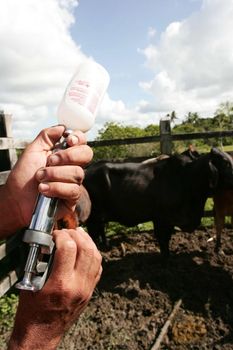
[105,221,153,237]
[0,293,18,347]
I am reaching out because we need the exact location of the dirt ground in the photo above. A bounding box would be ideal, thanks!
[57,227,233,350]
[2,227,233,349]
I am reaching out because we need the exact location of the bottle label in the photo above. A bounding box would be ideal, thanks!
[67,79,99,115]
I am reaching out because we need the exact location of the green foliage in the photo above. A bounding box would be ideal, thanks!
[93,122,160,160]
[16,149,23,158]
[105,222,138,237]
[0,293,18,330]
[201,198,214,227]
[172,102,233,151]
[105,221,153,237]
[93,101,233,161]
[97,122,143,139]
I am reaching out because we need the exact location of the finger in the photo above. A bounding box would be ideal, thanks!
[27,125,66,152]
[50,229,77,278]
[36,165,84,185]
[66,130,87,147]
[38,182,81,200]
[48,145,93,167]
[68,228,102,279]
[95,265,103,285]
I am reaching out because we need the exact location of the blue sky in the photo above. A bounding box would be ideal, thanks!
[73,0,202,106]
[0,0,233,140]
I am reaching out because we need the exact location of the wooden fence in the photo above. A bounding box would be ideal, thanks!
[1,113,233,297]
[88,118,233,154]
[0,113,24,297]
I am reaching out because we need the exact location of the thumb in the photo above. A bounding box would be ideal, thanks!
[28,125,66,152]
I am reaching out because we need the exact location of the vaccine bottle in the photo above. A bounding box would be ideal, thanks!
[57,60,110,132]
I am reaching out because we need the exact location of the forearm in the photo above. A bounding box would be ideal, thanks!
[0,185,25,239]
[8,295,63,350]
[8,323,62,350]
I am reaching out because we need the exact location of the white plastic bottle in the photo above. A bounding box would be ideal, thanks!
[57,60,110,132]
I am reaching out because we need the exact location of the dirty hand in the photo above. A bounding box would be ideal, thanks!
[8,228,102,350]
[2,125,93,237]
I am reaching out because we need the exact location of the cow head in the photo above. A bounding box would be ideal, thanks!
[209,148,233,190]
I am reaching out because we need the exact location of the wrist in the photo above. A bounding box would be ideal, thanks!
[8,294,64,350]
[7,325,61,350]
[8,322,62,350]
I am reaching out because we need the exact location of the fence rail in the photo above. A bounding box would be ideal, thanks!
[0,170,10,185]
[88,129,233,147]
[0,114,231,297]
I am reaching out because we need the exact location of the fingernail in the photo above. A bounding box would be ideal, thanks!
[36,169,46,181]
[68,135,79,146]
[49,154,60,165]
[39,183,50,192]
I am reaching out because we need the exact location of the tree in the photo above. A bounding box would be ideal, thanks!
[92,103,233,160]
[144,124,159,136]
[212,101,233,146]
[170,111,177,124]
[214,101,233,128]
[93,122,160,160]
[96,122,145,140]
[185,112,200,125]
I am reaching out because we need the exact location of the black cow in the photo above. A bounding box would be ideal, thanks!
[83,148,233,258]
[181,144,200,160]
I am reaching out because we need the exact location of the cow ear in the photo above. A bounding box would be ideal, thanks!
[208,160,219,188]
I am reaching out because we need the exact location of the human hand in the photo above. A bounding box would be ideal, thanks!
[3,125,93,236]
[8,227,102,350]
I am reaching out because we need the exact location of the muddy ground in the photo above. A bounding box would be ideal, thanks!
[2,227,233,349]
[57,227,233,350]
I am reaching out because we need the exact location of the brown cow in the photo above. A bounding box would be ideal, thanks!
[213,151,233,252]
[213,189,233,252]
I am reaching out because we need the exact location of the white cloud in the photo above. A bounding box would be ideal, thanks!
[86,93,162,140]
[0,0,141,140]
[0,0,159,141]
[2,0,233,142]
[0,0,86,139]
[139,0,233,120]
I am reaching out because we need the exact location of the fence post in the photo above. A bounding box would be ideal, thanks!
[0,111,17,171]
[0,112,23,296]
[160,119,172,155]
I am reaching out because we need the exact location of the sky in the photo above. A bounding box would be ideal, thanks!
[1,0,233,140]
